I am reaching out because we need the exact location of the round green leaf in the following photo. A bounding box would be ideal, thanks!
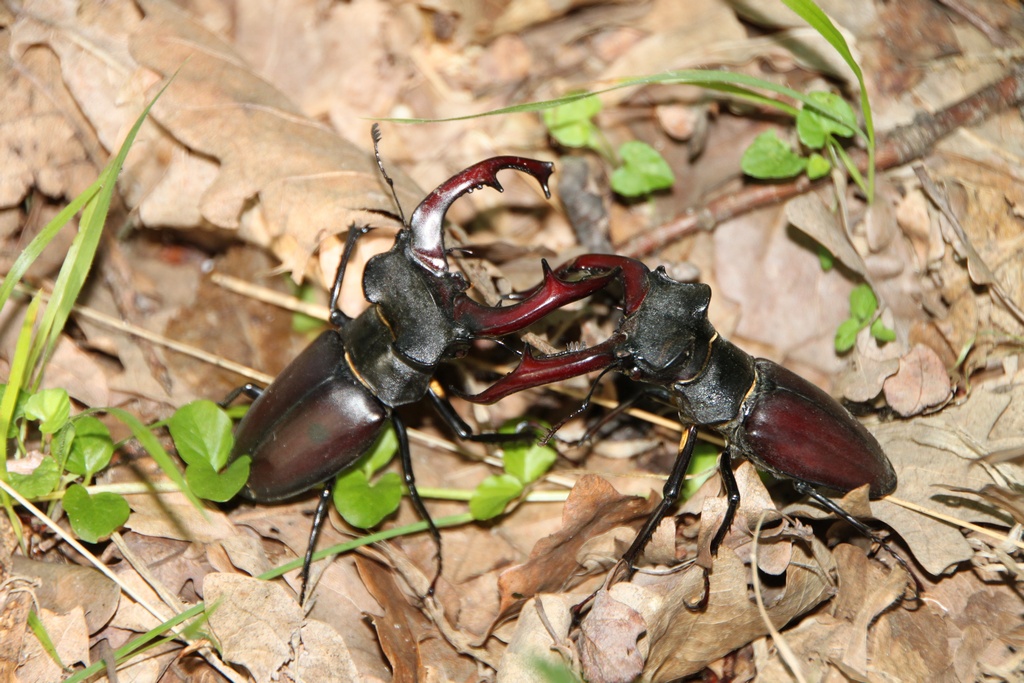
[469,474,523,521]
[504,440,557,485]
[543,96,602,126]
[611,141,675,197]
[63,484,130,543]
[168,400,234,470]
[333,470,402,529]
[849,284,878,322]
[870,318,896,343]
[362,425,398,475]
[796,91,856,148]
[805,152,831,179]
[9,456,61,499]
[186,456,250,502]
[740,131,807,179]
[66,416,114,478]
[834,318,864,353]
[24,389,70,434]
[543,97,602,149]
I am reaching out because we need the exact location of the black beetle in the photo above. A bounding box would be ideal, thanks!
[464,253,897,584]
[226,130,617,601]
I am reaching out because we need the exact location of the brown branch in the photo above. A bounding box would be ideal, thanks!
[618,64,1024,258]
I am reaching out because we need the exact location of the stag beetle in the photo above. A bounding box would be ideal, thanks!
[225,128,617,601]
[464,253,898,584]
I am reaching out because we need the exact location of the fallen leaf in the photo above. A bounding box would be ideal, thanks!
[495,594,576,682]
[578,591,646,683]
[494,475,658,624]
[12,556,119,635]
[882,343,951,416]
[204,573,303,681]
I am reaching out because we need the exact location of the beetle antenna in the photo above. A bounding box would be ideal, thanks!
[540,363,620,445]
[371,123,407,226]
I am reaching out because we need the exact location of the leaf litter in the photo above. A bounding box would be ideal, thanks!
[3,0,1024,680]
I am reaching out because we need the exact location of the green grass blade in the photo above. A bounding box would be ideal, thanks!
[0,182,101,317]
[782,0,874,200]
[0,297,40,475]
[27,609,64,670]
[103,407,204,512]
[27,77,175,388]
[62,603,207,683]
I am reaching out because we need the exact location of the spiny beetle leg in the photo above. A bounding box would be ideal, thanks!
[620,425,699,580]
[570,423,698,625]
[426,384,542,444]
[456,261,619,337]
[792,480,920,602]
[299,483,335,604]
[391,413,443,596]
[710,447,740,557]
[328,225,372,327]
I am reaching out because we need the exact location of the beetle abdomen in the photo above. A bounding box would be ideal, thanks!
[739,360,896,498]
[232,331,388,502]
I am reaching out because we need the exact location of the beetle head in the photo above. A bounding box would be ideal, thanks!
[620,267,716,386]
[363,153,555,368]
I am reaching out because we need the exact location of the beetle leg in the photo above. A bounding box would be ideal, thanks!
[456,260,619,337]
[219,383,263,407]
[426,384,542,443]
[710,447,740,556]
[328,224,372,327]
[299,483,335,605]
[391,413,442,596]
[792,480,920,601]
[618,425,700,581]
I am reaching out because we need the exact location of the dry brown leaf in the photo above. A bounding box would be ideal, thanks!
[578,591,647,683]
[294,619,368,683]
[715,204,853,380]
[124,491,236,544]
[882,343,952,416]
[204,573,303,681]
[495,594,576,682]
[15,607,90,682]
[358,556,479,683]
[871,379,1024,575]
[627,541,834,682]
[785,192,868,278]
[836,321,901,403]
[0,32,97,208]
[494,475,659,624]
[12,556,119,635]
[10,0,419,282]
